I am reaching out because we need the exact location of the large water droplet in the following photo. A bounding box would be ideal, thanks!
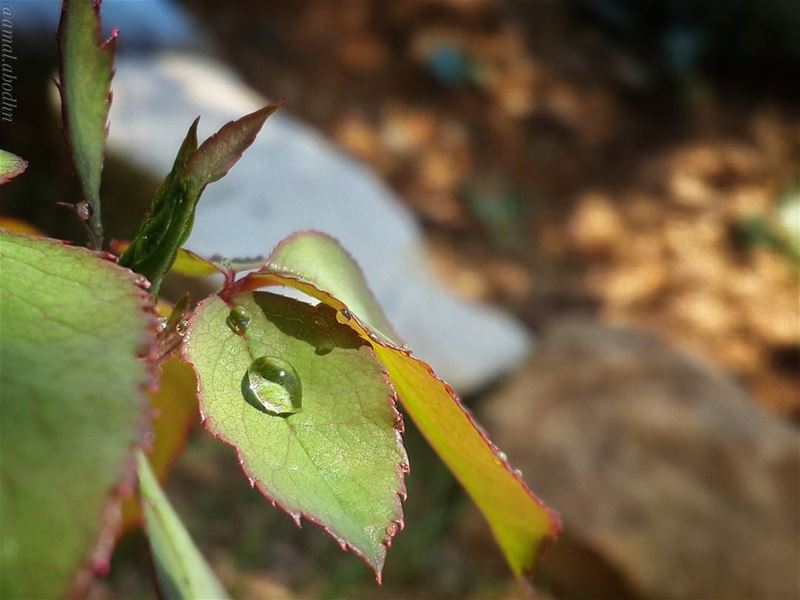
[226,305,251,335]
[242,356,302,416]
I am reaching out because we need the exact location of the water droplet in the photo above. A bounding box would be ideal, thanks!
[385,521,401,545]
[248,477,256,488]
[310,313,334,355]
[75,200,92,221]
[175,320,189,336]
[497,451,508,462]
[157,316,168,332]
[242,356,302,416]
[513,468,523,477]
[226,305,251,335]
[335,308,352,324]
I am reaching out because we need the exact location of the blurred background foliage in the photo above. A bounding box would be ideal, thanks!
[2,1,798,598]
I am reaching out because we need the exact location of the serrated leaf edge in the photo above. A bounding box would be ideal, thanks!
[0,230,161,595]
[179,293,408,581]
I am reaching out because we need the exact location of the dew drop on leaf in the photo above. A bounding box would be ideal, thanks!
[226,305,251,335]
[335,308,351,324]
[242,356,302,416]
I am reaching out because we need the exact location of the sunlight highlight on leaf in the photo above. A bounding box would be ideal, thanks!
[230,231,561,580]
[182,292,407,577]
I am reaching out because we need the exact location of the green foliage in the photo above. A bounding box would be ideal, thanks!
[231,232,560,578]
[57,0,115,248]
[0,149,27,185]
[268,233,400,343]
[118,105,279,294]
[137,451,229,600]
[0,232,157,598]
[183,293,407,574]
[0,0,560,594]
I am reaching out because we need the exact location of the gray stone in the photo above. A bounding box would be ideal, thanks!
[481,318,799,599]
[105,53,531,393]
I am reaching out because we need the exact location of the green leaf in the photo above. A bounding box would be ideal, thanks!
[137,451,228,600]
[185,100,283,196]
[268,232,399,343]
[57,0,116,249]
[118,105,279,295]
[182,292,406,577]
[230,231,560,581]
[0,149,27,185]
[0,231,158,598]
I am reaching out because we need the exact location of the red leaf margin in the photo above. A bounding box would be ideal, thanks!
[0,155,28,185]
[0,230,162,596]
[179,293,409,582]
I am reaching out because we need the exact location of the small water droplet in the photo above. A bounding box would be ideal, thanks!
[310,312,334,355]
[226,305,251,335]
[368,332,380,343]
[242,356,302,416]
[75,200,92,221]
[248,477,256,488]
[335,308,351,324]
[175,320,189,336]
[157,316,168,332]
[513,468,523,477]
[497,451,508,462]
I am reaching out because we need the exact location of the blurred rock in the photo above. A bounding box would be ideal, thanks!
[481,318,800,600]
[106,52,531,394]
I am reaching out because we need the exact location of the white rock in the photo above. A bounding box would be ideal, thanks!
[107,53,532,393]
[15,0,532,393]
